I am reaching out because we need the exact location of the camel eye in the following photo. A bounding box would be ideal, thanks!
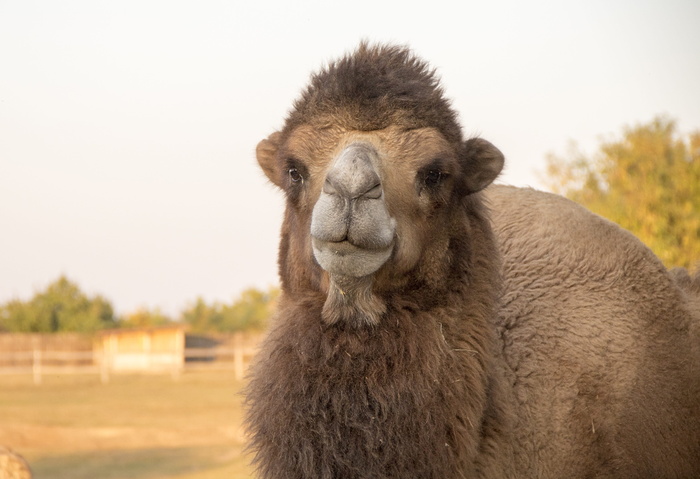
[424,169,443,187]
[288,167,303,184]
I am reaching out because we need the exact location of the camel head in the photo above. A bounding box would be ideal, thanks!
[256,43,504,326]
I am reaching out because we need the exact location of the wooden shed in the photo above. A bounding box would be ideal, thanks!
[95,326,185,377]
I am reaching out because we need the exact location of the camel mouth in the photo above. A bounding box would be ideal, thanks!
[319,239,363,256]
[319,238,391,254]
[312,237,394,278]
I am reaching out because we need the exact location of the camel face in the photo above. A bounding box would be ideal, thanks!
[256,45,504,325]
[260,122,498,325]
[303,125,461,282]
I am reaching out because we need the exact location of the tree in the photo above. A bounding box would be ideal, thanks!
[119,307,172,329]
[544,116,700,269]
[181,297,224,333]
[220,287,280,332]
[0,276,116,333]
[181,287,280,333]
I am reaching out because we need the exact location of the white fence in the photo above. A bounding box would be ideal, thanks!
[0,347,258,384]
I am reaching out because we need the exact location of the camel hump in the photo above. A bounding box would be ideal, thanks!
[485,184,668,279]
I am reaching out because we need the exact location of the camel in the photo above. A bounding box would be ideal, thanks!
[245,42,700,478]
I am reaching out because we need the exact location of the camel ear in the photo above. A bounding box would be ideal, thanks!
[256,131,283,187]
[461,138,504,194]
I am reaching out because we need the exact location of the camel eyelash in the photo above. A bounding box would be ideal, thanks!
[288,167,303,184]
[285,159,307,186]
[419,160,450,190]
[424,169,445,186]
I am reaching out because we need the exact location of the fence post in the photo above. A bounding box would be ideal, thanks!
[33,348,42,385]
[100,350,110,384]
[234,348,244,381]
[171,329,184,381]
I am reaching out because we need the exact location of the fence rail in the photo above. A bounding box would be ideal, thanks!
[0,347,258,384]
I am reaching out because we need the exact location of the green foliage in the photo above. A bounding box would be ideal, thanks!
[0,275,176,332]
[1,277,279,334]
[0,276,116,333]
[182,287,279,333]
[544,116,700,269]
[181,297,221,333]
[221,287,280,332]
[118,307,172,329]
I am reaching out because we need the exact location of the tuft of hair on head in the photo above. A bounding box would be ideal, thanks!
[285,42,464,145]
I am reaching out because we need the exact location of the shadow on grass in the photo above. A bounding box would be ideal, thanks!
[29,445,253,479]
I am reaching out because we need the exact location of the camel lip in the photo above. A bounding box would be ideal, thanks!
[311,237,394,277]
[311,238,394,255]
[324,240,358,256]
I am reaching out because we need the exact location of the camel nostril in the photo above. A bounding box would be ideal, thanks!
[323,178,339,196]
[363,183,382,200]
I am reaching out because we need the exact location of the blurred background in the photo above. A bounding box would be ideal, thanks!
[1,0,698,478]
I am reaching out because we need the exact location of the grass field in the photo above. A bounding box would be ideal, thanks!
[0,371,256,479]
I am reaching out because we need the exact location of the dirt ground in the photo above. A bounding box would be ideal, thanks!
[0,371,255,479]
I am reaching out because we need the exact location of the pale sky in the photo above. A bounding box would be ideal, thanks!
[1,0,699,317]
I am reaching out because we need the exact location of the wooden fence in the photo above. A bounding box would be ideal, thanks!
[0,347,259,384]
[0,332,262,384]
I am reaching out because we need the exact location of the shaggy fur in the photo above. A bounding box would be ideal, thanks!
[285,43,463,146]
[487,186,700,477]
[246,187,507,478]
[245,43,700,478]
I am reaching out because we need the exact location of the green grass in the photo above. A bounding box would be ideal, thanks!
[0,371,256,479]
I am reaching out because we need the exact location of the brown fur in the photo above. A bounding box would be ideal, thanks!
[487,186,700,477]
[245,43,700,478]
[284,43,463,146]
